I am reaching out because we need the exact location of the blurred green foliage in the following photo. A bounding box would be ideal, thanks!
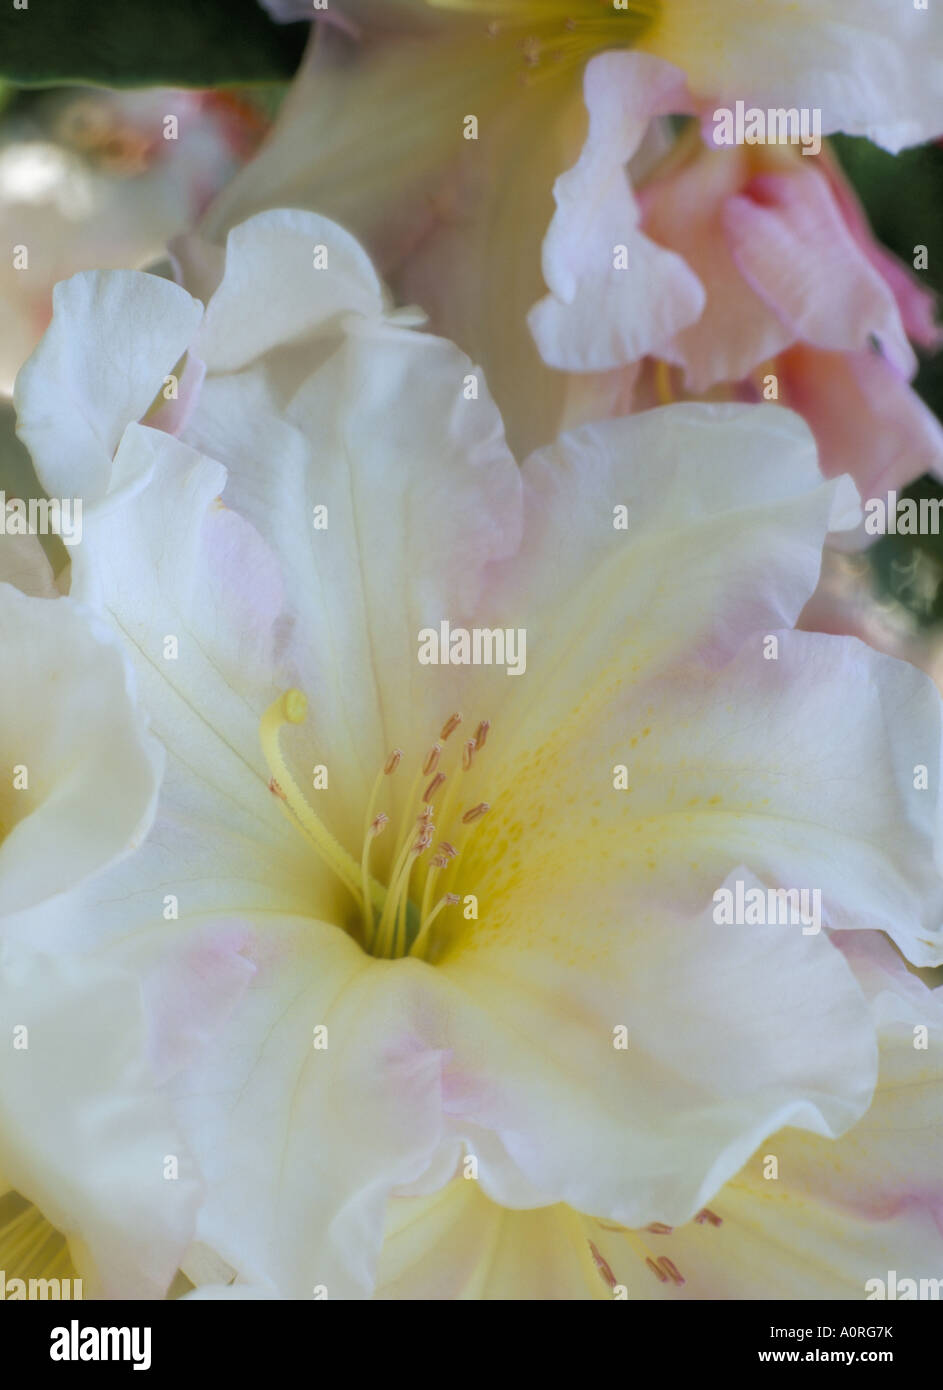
[832,134,943,629]
[0,0,306,88]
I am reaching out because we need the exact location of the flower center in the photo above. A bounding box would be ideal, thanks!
[585,1206,723,1295]
[260,692,492,961]
[425,0,661,75]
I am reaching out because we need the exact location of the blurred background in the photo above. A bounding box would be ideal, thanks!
[1,0,942,669]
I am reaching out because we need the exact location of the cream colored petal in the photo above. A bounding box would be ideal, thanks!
[192,208,388,373]
[42,423,333,952]
[192,26,590,456]
[642,0,943,152]
[426,870,876,1229]
[0,583,163,917]
[181,319,521,862]
[13,270,203,505]
[530,51,705,373]
[138,918,446,1299]
[0,944,200,1298]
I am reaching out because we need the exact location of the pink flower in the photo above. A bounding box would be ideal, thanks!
[615,114,943,501]
[524,51,943,505]
[191,3,943,476]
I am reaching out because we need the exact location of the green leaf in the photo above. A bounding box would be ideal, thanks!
[831,133,943,421]
[831,134,943,629]
[0,0,308,88]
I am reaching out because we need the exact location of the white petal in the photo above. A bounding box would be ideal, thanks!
[148,919,445,1298]
[192,208,387,373]
[0,944,200,1297]
[182,321,521,857]
[0,584,163,917]
[378,1183,599,1300]
[379,935,943,1300]
[54,423,329,951]
[530,51,705,372]
[643,0,943,152]
[476,404,858,761]
[191,27,592,456]
[424,869,876,1228]
[13,271,203,504]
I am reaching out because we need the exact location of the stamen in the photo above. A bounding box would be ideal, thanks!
[396,827,434,956]
[440,712,463,741]
[387,758,428,869]
[695,1208,723,1227]
[429,725,485,863]
[418,834,458,924]
[266,698,498,961]
[588,1241,618,1292]
[413,825,435,853]
[360,811,391,939]
[659,1257,685,1287]
[655,359,676,406]
[418,859,442,936]
[423,772,446,802]
[360,758,400,937]
[374,815,432,958]
[587,1214,692,1298]
[645,1255,685,1287]
[410,893,460,960]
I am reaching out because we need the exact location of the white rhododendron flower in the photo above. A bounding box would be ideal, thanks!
[0,582,199,1296]
[9,209,943,1299]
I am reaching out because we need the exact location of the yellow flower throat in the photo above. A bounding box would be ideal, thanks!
[260,692,491,961]
[426,0,660,74]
